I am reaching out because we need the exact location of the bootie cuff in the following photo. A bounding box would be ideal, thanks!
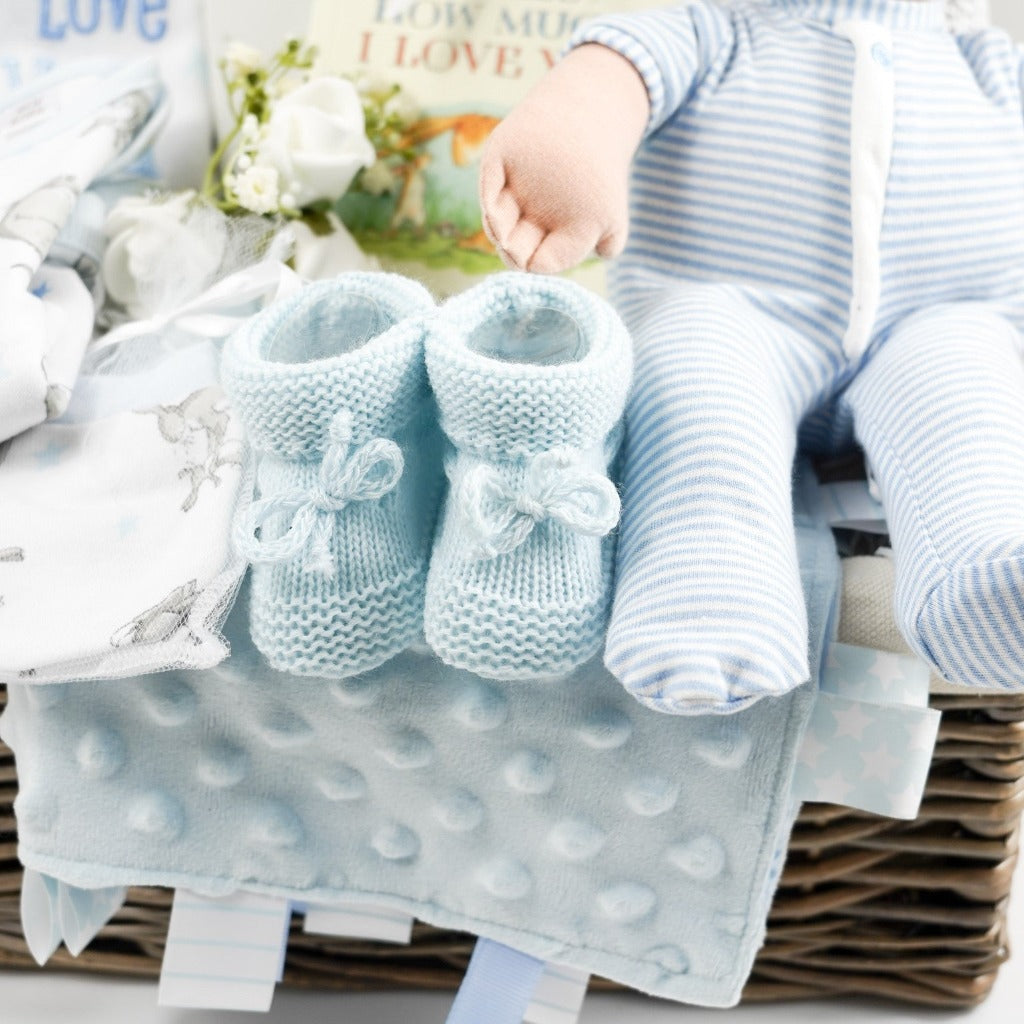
[223,272,435,460]
[426,273,633,460]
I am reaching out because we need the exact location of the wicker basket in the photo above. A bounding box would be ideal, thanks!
[0,684,1020,1008]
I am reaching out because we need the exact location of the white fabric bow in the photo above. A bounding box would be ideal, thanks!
[90,258,301,356]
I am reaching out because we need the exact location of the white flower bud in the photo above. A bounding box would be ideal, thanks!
[233,165,281,215]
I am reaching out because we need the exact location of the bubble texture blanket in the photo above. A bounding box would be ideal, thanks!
[0,464,838,1008]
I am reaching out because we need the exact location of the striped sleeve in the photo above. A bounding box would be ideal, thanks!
[1017,43,1024,114]
[567,3,734,134]
[956,26,1024,116]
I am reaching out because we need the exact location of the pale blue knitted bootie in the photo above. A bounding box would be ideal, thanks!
[223,272,442,677]
[424,273,633,680]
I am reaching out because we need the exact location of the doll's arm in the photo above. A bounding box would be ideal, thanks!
[479,43,648,274]
[479,4,733,274]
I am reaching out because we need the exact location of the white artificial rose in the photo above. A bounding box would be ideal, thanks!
[102,192,227,319]
[288,211,380,280]
[255,77,376,209]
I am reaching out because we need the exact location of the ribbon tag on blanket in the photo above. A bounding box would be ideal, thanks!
[57,881,129,957]
[525,963,591,1024]
[20,869,126,965]
[819,481,888,534]
[158,890,292,1012]
[794,643,941,819]
[20,870,62,965]
[302,900,413,944]
[447,938,549,1024]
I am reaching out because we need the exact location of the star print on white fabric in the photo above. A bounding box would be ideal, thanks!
[799,730,829,770]
[906,710,942,756]
[833,701,875,741]
[861,743,903,784]
[814,769,857,805]
[888,780,925,819]
[867,651,909,693]
[831,642,866,673]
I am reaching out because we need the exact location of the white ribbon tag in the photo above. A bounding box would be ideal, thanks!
[57,882,127,957]
[525,963,591,1024]
[20,870,127,964]
[795,643,940,819]
[158,890,292,1012]
[303,901,414,944]
[20,869,61,966]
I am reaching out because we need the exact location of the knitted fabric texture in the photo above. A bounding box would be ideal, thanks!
[424,273,633,679]
[222,272,442,678]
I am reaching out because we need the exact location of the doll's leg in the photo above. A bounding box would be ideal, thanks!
[605,285,830,715]
[844,305,1024,689]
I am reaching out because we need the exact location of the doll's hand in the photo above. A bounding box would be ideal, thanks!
[479,44,650,274]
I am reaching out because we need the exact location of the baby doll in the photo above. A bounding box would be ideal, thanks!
[480,0,1024,714]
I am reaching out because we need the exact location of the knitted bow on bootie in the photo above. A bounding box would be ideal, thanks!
[424,273,633,680]
[223,272,442,678]
[235,409,404,575]
[455,447,620,561]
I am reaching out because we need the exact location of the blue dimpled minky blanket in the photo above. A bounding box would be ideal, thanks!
[0,465,838,1008]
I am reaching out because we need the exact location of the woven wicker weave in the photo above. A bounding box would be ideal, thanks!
[0,685,1020,1007]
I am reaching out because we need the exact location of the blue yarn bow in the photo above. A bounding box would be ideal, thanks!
[236,409,404,574]
[455,447,620,560]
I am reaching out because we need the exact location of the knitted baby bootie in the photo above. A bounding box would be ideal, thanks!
[424,273,633,679]
[223,272,442,677]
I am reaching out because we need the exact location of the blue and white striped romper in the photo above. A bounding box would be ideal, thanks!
[570,0,1024,713]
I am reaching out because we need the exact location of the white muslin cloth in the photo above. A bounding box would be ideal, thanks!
[0,58,165,443]
[0,340,247,683]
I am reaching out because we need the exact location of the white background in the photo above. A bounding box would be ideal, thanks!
[990,0,1024,38]
[3,2,1024,1022]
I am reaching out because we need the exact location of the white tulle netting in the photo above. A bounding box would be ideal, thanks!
[0,204,296,686]
[100,195,290,329]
